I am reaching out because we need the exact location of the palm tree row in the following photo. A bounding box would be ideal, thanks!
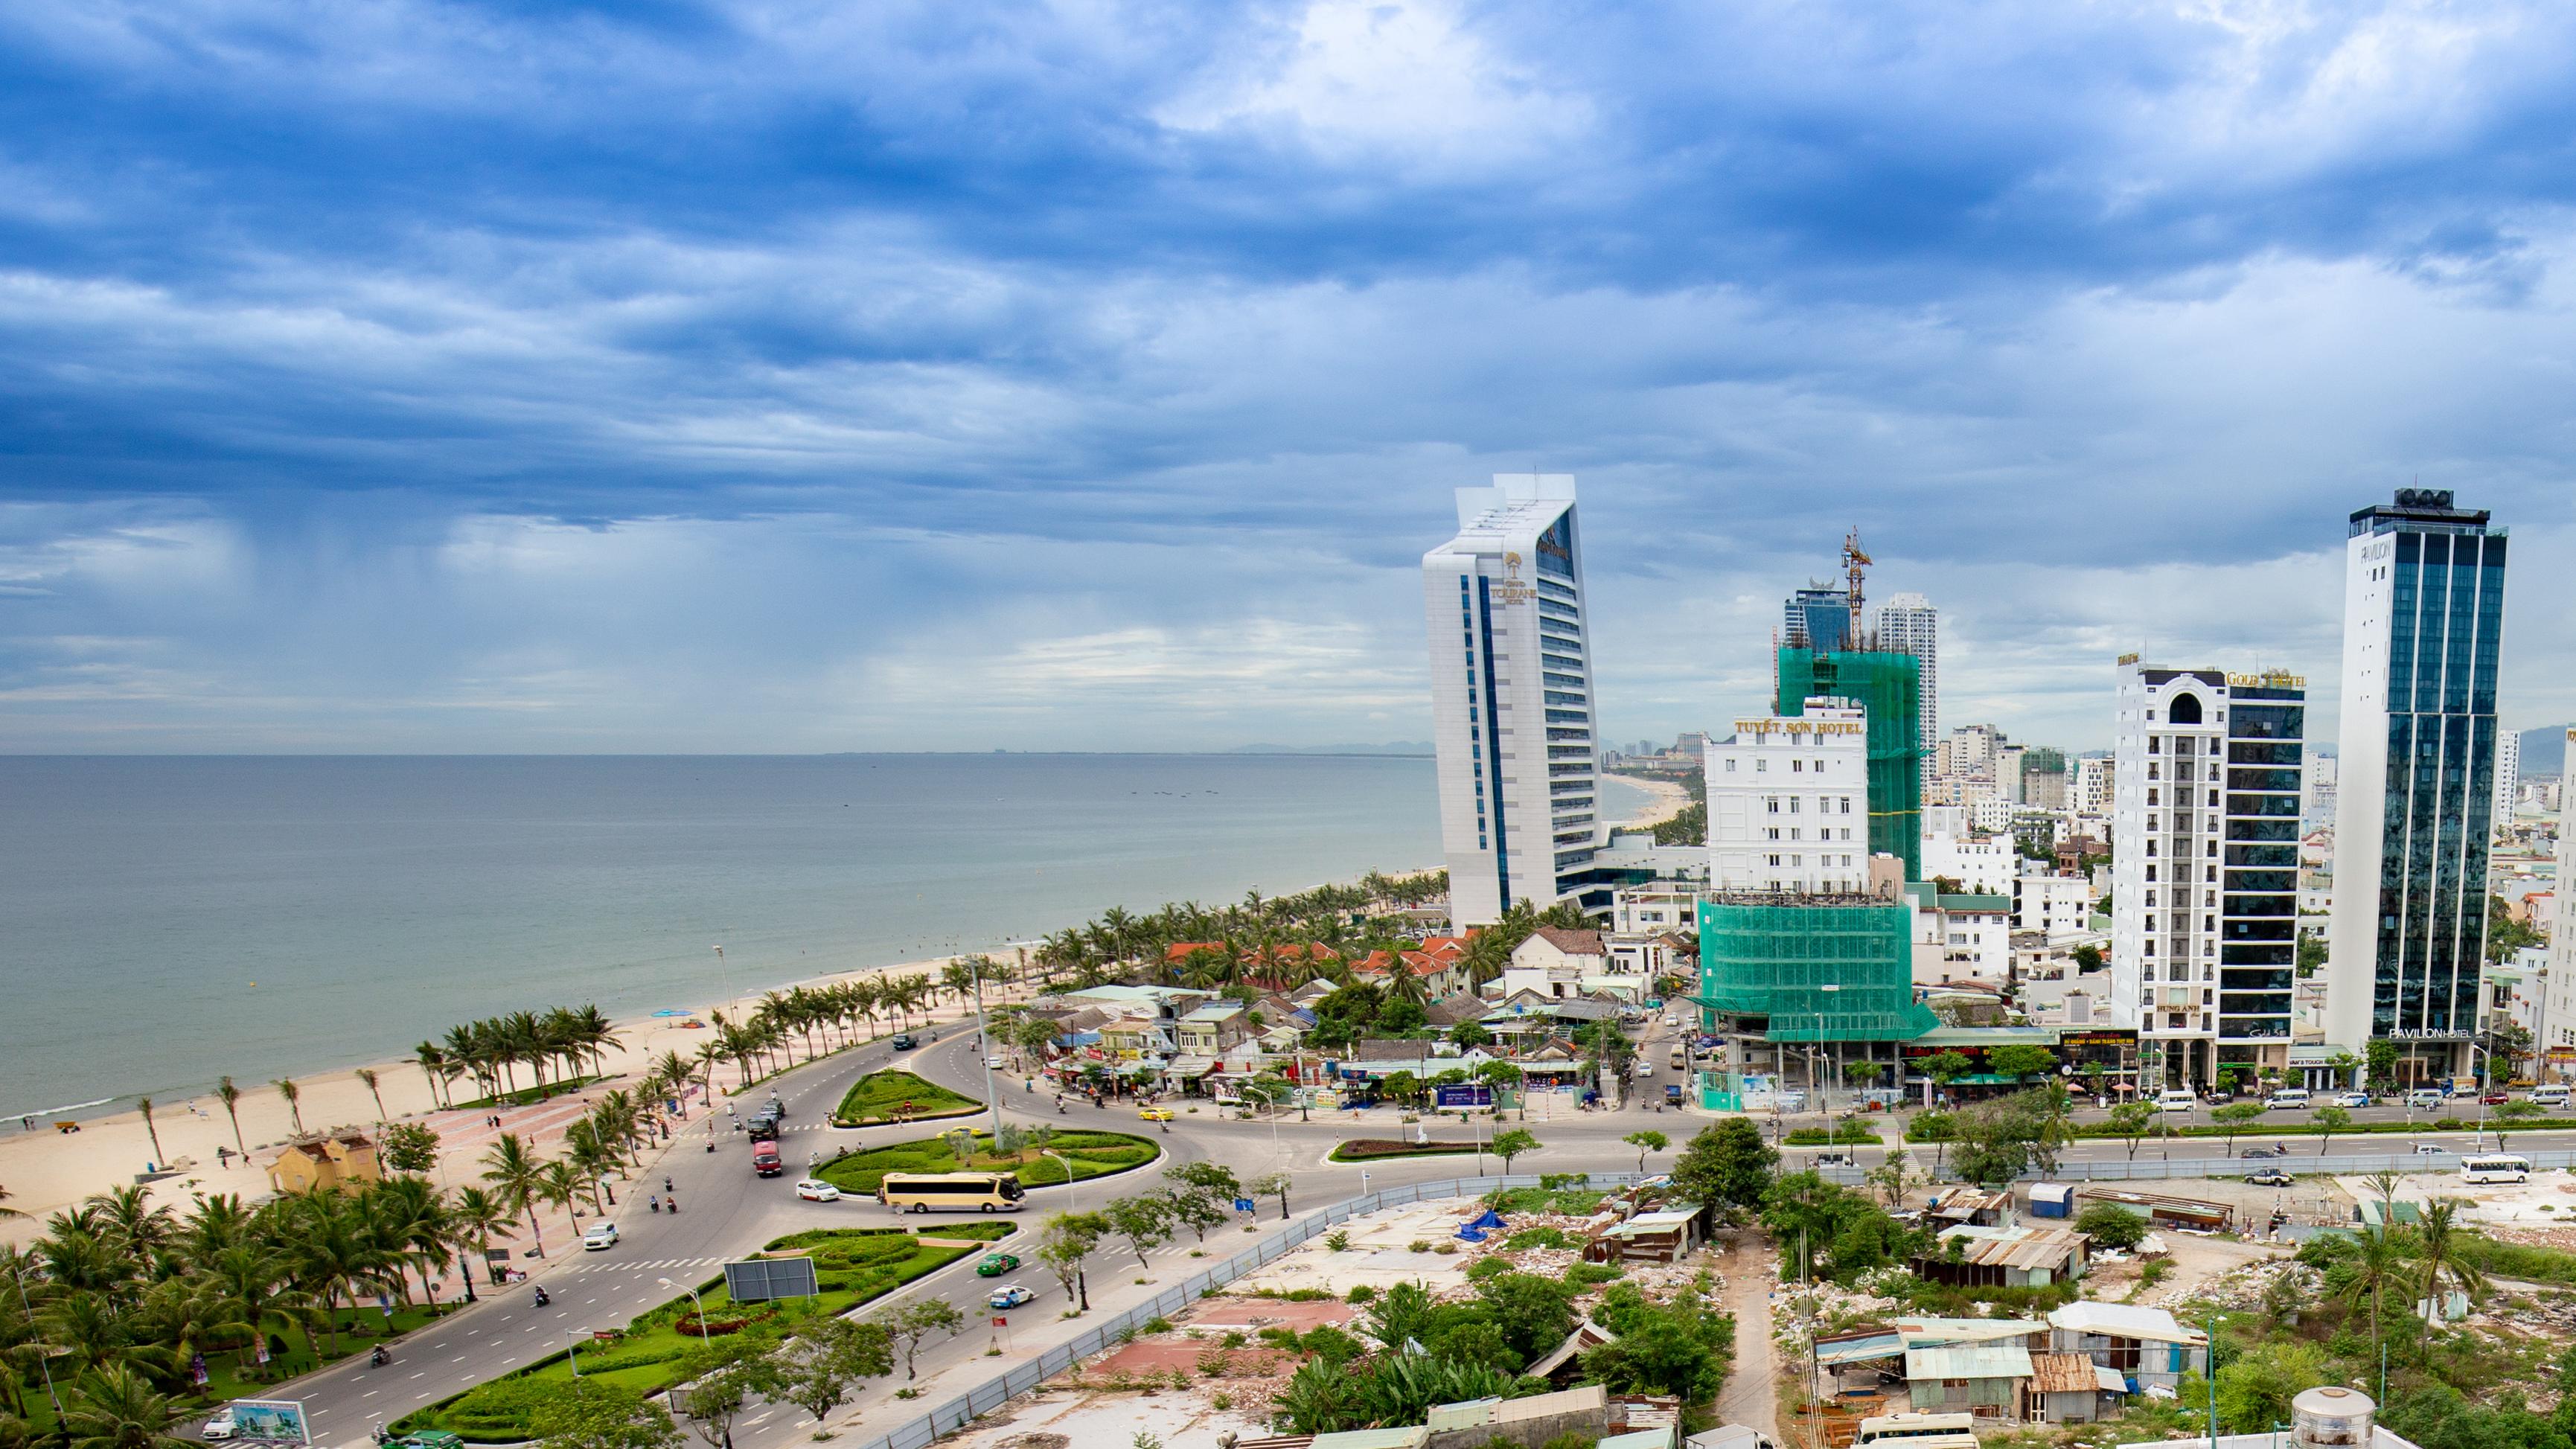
[1,1174,515,1440]
[1027,872,1448,990]
[408,1005,623,1109]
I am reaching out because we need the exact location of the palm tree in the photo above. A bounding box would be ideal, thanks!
[135,1101,164,1170]
[563,1124,621,1214]
[214,1078,246,1158]
[136,1276,251,1385]
[279,1191,397,1354]
[201,1244,306,1369]
[2333,1224,2412,1360]
[2412,1197,2488,1309]
[445,1187,512,1299]
[354,1069,389,1124]
[537,1161,585,1227]
[273,1079,304,1137]
[479,1134,549,1258]
[63,1364,192,1449]
[409,1045,451,1110]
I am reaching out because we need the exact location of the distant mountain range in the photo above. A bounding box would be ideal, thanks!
[1227,742,1434,756]
[2522,723,2568,776]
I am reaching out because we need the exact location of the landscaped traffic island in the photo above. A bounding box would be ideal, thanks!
[1328,1138,1483,1162]
[392,1224,1017,1442]
[829,1069,982,1125]
[816,1127,1158,1194]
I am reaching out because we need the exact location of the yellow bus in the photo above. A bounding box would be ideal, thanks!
[877,1171,1027,1214]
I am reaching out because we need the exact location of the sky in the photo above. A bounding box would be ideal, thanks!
[4,1,2576,755]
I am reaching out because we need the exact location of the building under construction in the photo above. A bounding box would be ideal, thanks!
[1776,648,1925,881]
[1688,891,1939,1090]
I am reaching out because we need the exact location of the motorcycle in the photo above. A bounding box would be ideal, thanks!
[665,1197,679,1214]
[648,1196,661,1213]
[369,1346,389,1368]
[534,1287,550,1307]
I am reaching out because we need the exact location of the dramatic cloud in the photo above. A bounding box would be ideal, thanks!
[2,0,2574,751]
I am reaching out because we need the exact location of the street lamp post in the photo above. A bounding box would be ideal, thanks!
[8,1252,62,1417]
[658,1276,709,1334]
[967,954,1003,1139]
[1043,1151,1078,1218]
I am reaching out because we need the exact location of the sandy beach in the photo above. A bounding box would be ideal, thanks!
[1614,772,1694,830]
[0,947,1027,1246]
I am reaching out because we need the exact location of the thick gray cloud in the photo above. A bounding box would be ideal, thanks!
[1,1,2573,751]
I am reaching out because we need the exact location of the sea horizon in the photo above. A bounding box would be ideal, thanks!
[1,753,1647,1119]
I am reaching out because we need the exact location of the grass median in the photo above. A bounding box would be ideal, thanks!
[393,1224,1016,1442]
[828,1069,982,1125]
[816,1127,1158,1195]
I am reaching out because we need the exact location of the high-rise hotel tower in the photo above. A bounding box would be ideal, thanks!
[1423,475,1602,926]
[2324,489,2508,1080]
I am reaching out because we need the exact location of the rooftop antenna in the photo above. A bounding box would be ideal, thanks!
[1842,528,1872,647]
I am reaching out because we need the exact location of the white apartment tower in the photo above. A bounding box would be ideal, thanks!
[1704,699,1872,894]
[2545,727,2576,1067]
[2112,659,2307,1088]
[1875,592,1940,790]
[1423,475,1602,926]
[2496,728,2522,828]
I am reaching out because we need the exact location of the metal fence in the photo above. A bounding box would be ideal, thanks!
[1809,1143,2572,1188]
[844,1171,1648,1449]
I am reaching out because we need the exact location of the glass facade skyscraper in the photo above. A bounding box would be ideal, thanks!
[2324,490,2507,1073]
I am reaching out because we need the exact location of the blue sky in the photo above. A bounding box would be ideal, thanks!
[4,0,2575,753]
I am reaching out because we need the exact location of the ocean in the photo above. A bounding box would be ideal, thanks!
[0,755,1649,1116]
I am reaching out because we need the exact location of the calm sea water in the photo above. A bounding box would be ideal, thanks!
[0,755,1647,1115]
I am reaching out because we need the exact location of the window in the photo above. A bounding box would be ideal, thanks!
[2148,788,2160,806]
[1725,759,1737,773]
[1767,827,1780,840]
[1756,759,1768,773]
[1841,796,1853,813]
[1766,797,1780,813]
[2150,738,2161,754]
[1792,759,1803,773]
[1789,797,1801,813]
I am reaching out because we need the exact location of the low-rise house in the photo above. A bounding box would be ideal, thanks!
[1174,1001,1251,1055]
[2030,1351,2126,1423]
[1352,942,1471,1002]
[1098,1015,1175,1057]
[2047,1302,2208,1392]
[1904,1342,2035,1418]
[1913,1224,2088,1290]
[1604,930,1693,985]
[1501,927,1608,999]
[1585,1203,1706,1263]
[1925,1189,2016,1230]
[266,1133,382,1194]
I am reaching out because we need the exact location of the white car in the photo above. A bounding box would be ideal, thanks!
[202,1410,237,1441]
[796,1178,841,1202]
[2333,1091,2373,1109]
[1632,1061,1653,1078]
[582,1221,619,1251]
[985,1055,1009,1069]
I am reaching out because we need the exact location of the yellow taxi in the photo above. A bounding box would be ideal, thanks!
[1137,1106,1175,1122]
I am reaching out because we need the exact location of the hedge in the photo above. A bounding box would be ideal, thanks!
[1328,1139,1483,1162]
[815,1128,1157,1194]
[829,1069,982,1126]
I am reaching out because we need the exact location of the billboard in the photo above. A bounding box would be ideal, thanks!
[1434,1085,1493,1109]
[228,1401,310,1445]
[722,1257,819,1303]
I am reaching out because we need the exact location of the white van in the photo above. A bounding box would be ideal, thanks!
[2406,1088,2445,1110]
[2157,1088,2199,1113]
[2266,1088,2311,1110]
[1856,1413,1980,1449]
[2530,1084,2569,1109]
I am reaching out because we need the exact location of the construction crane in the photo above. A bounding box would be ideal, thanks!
[1843,528,1871,647]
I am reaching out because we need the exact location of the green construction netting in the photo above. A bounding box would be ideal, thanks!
[1777,647,1924,881]
[1688,898,1938,1043]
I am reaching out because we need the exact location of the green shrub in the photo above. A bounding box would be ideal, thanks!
[1505,1226,1573,1250]
[831,1069,980,1124]
[1565,1262,1623,1287]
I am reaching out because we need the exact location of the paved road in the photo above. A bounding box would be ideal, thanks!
[275,1006,2540,1445]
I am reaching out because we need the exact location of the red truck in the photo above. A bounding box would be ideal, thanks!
[752,1142,783,1177]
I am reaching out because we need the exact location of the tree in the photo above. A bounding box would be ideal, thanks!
[2071,943,2105,973]
[1474,1272,1576,1363]
[2492,1099,2544,1147]
[871,1298,961,1382]
[1271,1357,1361,1435]
[2215,1340,2329,1433]
[480,1132,550,1257]
[1864,1148,1914,1209]
[1669,1119,1777,1213]
[355,1067,391,1123]
[1362,1280,1436,1354]
[1582,1282,1735,1402]
[1987,1046,2057,1084]
[137,1099,164,1169]
[1762,1171,1916,1285]
[62,1365,192,1449]
[1248,1170,1294,1221]
[2106,1102,2154,1161]
[2211,1102,2265,1153]
[1450,1021,1493,1049]
[1920,1052,1974,1105]
[381,1123,441,1175]
[1950,1096,2038,1187]
[1489,1129,1541,1174]
[1623,1130,1669,1174]
[671,1343,762,1449]
[529,1381,685,1449]
[2310,1105,2353,1156]
[215,1077,247,1159]
[1163,1186,1230,1245]
[1038,1211,1108,1311]
[2365,1040,2399,1092]
[274,1078,304,1136]
[2074,1203,2148,1250]
[2413,1197,2488,1307]
[1102,1194,1174,1267]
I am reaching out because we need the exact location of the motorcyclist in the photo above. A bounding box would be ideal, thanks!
[369,1346,389,1367]
[534,1286,550,1307]
[648,1194,660,1213]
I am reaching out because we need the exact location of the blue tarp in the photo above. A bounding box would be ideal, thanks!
[1466,1209,1505,1230]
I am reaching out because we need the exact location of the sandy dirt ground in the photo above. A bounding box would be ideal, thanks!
[0,950,1032,1244]
[1716,1230,1783,1442]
